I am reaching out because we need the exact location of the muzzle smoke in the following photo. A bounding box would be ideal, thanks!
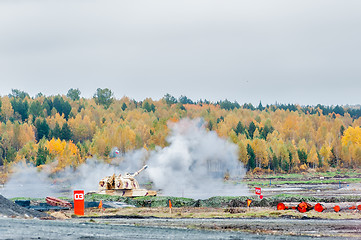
[0,118,248,199]
[147,118,248,198]
[0,162,58,198]
[0,151,147,198]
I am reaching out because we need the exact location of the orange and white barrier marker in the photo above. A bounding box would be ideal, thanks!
[73,190,84,216]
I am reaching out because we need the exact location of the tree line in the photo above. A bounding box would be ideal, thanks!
[0,89,361,175]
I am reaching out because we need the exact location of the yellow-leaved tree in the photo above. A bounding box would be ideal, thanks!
[307,145,318,168]
[46,138,79,172]
[342,126,361,146]
[319,144,331,169]
[0,97,14,122]
[238,139,249,166]
[251,138,268,168]
[341,126,361,167]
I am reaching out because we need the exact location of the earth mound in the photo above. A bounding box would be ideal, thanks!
[0,194,49,219]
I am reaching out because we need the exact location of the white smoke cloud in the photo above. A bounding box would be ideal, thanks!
[67,150,149,194]
[0,118,248,199]
[0,162,58,198]
[147,118,248,199]
[0,154,149,198]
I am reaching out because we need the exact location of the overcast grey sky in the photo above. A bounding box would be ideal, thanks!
[0,1,360,106]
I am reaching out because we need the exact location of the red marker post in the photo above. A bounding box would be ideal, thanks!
[255,187,263,200]
[73,190,84,216]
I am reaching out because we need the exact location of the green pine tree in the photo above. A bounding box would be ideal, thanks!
[61,123,72,141]
[247,144,256,170]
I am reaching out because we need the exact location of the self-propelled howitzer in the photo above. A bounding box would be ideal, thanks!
[98,165,157,197]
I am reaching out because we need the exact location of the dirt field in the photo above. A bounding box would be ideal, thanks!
[53,205,361,220]
[1,173,361,238]
[45,205,361,238]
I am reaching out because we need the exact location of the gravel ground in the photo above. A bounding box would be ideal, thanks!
[73,216,361,239]
[1,181,361,239]
[1,217,358,240]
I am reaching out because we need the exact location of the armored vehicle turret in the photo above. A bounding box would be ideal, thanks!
[98,165,157,197]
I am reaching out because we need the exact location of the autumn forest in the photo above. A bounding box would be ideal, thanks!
[1,88,361,180]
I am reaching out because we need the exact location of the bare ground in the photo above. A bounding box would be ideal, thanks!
[47,206,361,238]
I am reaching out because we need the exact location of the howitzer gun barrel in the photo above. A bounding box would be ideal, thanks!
[131,165,148,177]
